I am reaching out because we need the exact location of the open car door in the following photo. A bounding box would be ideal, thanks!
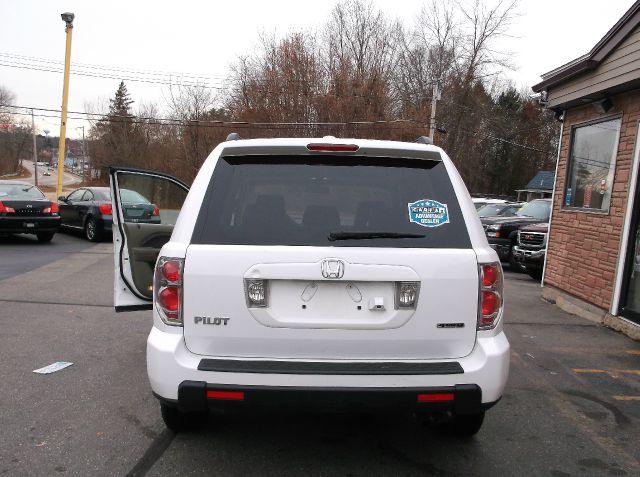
[109,167,189,311]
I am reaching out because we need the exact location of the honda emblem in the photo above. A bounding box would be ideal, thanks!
[321,259,345,279]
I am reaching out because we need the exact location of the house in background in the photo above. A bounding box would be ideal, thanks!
[532,0,640,338]
[515,171,554,202]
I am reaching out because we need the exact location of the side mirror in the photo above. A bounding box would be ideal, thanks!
[58,195,67,202]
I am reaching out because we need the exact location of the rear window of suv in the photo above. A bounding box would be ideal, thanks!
[191,155,471,248]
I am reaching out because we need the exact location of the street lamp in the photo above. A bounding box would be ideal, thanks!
[56,12,74,199]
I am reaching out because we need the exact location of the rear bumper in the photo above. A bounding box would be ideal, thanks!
[0,216,61,234]
[159,382,496,414]
[147,327,510,407]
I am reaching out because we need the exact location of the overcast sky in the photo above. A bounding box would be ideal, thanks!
[0,0,635,137]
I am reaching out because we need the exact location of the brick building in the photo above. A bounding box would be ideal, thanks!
[532,1,640,337]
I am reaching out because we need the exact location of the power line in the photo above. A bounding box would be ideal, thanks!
[0,51,229,82]
[0,61,226,90]
[0,106,423,130]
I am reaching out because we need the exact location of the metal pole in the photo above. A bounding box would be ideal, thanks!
[56,13,74,199]
[429,83,440,142]
[31,109,38,187]
[81,125,86,183]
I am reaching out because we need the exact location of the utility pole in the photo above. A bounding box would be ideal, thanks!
[80,125,86,183]
[31,109,38,187]
[429,82,441,143]
[56,12,74,199]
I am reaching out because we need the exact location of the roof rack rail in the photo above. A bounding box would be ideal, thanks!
[226,132,241,141]
[414,136,433,145]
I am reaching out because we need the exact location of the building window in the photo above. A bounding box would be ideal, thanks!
[564,117,621,212]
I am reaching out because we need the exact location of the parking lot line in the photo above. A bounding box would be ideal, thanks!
[612,396,640,401]
[572,368,607,374]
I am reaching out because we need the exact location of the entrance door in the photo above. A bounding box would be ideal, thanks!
[619,126,640,325]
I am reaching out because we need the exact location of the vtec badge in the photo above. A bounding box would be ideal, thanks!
[194,316,229,326]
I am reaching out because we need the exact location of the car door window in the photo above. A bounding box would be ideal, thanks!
[67,189,84,201]
[81,190,94,202]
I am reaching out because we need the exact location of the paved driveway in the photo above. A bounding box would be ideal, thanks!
[0,236,638,476]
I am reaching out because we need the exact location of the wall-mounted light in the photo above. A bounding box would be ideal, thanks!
[592,97,613,114]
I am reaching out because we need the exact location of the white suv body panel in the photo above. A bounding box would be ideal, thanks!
[111,137,509,413]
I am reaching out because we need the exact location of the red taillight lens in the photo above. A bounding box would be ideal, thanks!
[478,262,503,330]
[43,203,60,214]
[306,143,359,152]
[0,201,15,213]
[152,206,160,216]
[154,257,184,326]
[162,260,181,282]
[99,203,112,215]
[481,291,499,316]
[158,287,179,311]
[482,264,498,287]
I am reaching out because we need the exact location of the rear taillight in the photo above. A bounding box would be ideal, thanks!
[478,263,503,330]
[154,257,184,326]
[99,203,112,215]
[152,206,160,216]
[0,201,15,213]
[42,203,60,214]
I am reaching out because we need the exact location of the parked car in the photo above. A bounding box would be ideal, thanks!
[0,180,60,242]
[42,171,51,176]
[477,202,525,218]
[482,198,551,268]
[513,223,548,280]
[472,197,507,210]
[58,186,161,242]
[109,137,510,437]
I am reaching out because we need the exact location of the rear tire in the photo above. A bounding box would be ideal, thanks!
[84,217,102,242]
[160,403,207,432]
[441,411,485,437]
[36,232,55,243]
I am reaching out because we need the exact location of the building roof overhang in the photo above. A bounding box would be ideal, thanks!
[532,1,640,94]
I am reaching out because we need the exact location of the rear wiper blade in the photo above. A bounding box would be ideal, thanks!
[328,231,426,241]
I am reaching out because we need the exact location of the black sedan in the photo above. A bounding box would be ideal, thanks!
[0,180,61,242]
[58,187,160,242]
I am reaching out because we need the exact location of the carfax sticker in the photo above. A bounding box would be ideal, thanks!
[408,199,449,228]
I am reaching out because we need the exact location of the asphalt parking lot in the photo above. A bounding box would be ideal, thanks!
[0,232,639,476]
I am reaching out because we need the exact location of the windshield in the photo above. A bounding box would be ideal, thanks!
[517,200,550,220]
[192,155,471,248]
[478,204,506,217]
[0,184,45,200]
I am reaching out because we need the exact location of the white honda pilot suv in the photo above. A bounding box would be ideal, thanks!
[110,136,510,436]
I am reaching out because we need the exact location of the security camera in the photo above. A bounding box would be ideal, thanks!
[61,12,75,24]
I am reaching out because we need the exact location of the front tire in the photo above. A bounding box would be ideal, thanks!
[36,232,55,243]
[160,403,207,432]
[84,217,102,242]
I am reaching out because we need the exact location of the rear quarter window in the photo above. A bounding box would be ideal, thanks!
[191,155,471,248]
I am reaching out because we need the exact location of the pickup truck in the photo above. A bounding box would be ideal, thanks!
[481,199,551,269]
